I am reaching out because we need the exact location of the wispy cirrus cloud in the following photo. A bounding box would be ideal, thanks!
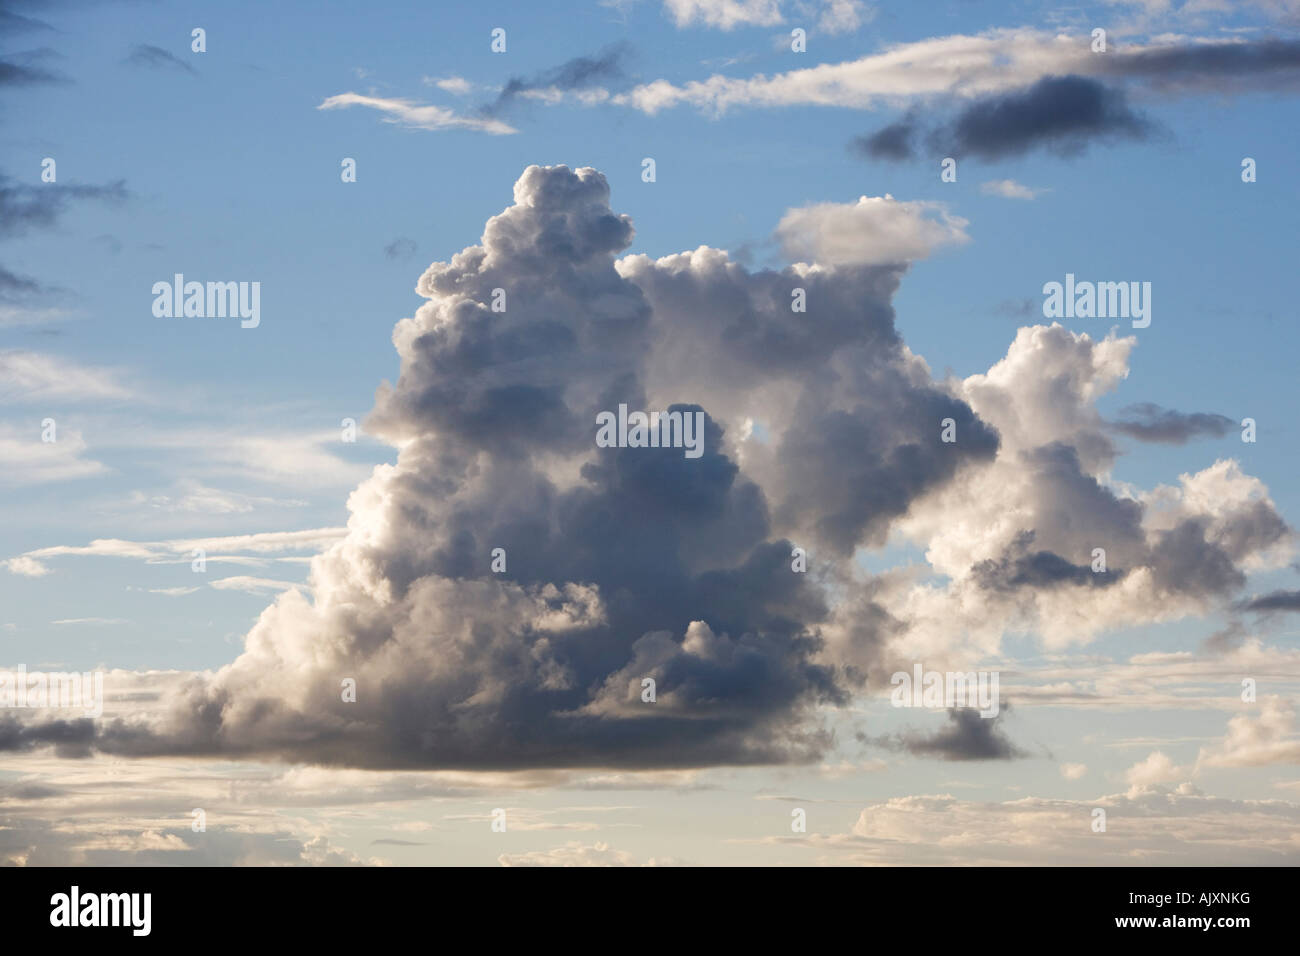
[317,92,517,134]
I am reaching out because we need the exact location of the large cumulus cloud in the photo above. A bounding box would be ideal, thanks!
[35,165,996,770]
[10,165,1289,771]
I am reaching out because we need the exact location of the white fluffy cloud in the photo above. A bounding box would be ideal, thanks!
[775,195,969,267]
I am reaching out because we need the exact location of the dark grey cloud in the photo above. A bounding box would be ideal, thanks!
[852,114,916,160]
[0,715,94,757]
[2,164,1000,771]
[877,707,1029,761]
[1103,38,1300,93]
[0,47,64,85]
[0,7,55,36]
[123,43,195,74]
[935,75,1152,160]
[483,43,629,116]
[0,263,44,301]
[0,175,128,239]
[974,530,1122,592]
[1109,402,1234,444]
[4,163,1281,775]
[384,237,417,260]
[857,76,1152,162]
[1238,589,1300,613]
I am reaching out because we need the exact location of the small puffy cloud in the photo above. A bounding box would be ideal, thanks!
[1198,698,1300,768]
[1124,751,1188,793]
[424,75,473,95]
[4,556,49,577]
[980,179,1044,200]
[775,195,969,267]
[664,0,784,30]
[1060,762,1088,779]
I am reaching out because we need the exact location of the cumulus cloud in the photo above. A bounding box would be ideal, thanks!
[1197,698,1300,768]
[872,707,1031,761]
[879,325,1290,656]
[1124,750,1188,792]
[663,0,784,30]
[6,165,1005,770]
[6,165,1289,776]
[774,195,969,267]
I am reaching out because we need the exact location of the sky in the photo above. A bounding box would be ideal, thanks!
[1,0,1299,866]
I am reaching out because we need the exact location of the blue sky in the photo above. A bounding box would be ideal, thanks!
[2,0,1300,866]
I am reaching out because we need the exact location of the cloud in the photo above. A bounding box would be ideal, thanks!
[859,76,1152,163]
[498,840,676,866]
[874,325,1291,655]
[0,47,65,86]
[801,787,1300,865]
[384,237,417,260]
[4,555,50,577]
[1060,762,1087,779]
[874,707,1030,761]
[482,44,630,116]
[979,179,1044,200]
[0,349,132,401]
[1197,698,1300,768]
[1109,402,1236,444]
[614,31,1300,117]
[934,76,1153,160]
[6,527,346,572]
[1124,750,1187,792]
[0,424,106,485]
[0,9,54,37]
[1239,589,1300,613]
[9,164,1008,770]
[663,0,784,30]
[5,165,1289,779]
[424,75,473,95]
[852,116,915,160]
[317,92,517,135]
[209,575,309,595]
[123,44,195,74]
[774,194,969,267]
[0,175,128,240]
[813,0,873,35]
